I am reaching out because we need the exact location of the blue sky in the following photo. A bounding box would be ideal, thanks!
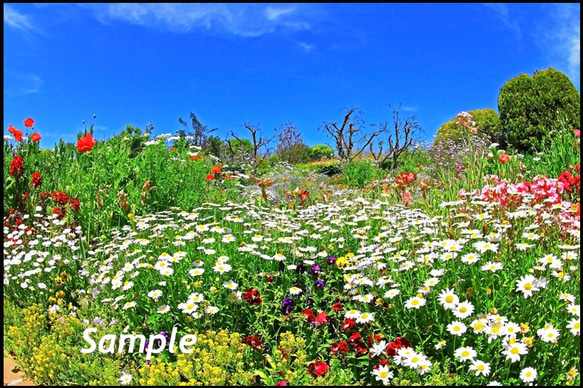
[4,3,580,150]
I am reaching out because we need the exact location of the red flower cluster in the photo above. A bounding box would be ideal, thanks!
[30,172,42,187]
[8,124,23,142]
[77,133,97,153]
[558,171,580,194]
[242,336,262,350]
[37,190,81,217]
[498,154,510,163]
[330,341,349,356]
[307,361,329,377]
[242,287,262,305]
[395,171,417,190]
[385,337,412,359]
[301,309,330,325]
[9,155,24,178]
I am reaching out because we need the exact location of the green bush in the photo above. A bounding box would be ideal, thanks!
[309,145,334,161]
[498,67,580,153]
[433,108,499,149]
[342,160,383,188]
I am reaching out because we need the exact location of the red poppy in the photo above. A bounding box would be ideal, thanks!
[307,361,329,377]
[8,125,23,142]
[30,172,42,187]
[211,165,222,174]
[77,133,97,153]
[24,118,34,128]
[206,174,215,181]
[9,155,24,178]
[31,133,42,142]
[498,154,510,163]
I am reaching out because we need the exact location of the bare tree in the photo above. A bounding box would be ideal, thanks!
[322,108,385,164]
[276,121,310,164]
[228,123,272,175]
[369,103,421,170]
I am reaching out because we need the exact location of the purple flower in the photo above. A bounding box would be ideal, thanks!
[327,256,337,265]
[315,280,325,288]
[296,263,306,274]
[310,265,321,276]
[281,297,294,315]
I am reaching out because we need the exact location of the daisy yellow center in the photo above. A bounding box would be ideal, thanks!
[454,326,461,332]
[510,347,519,354]
[362,314,369,319]
[445,296,454,303]
[477,364,485,371]
[547,333,554,338]
[460,306,467,313]
[524,283,532,290]
[462,350,470,357]
[411,356,419,362]
[380,371,389,379]
[412,299,419,305]
[574,323,580,329]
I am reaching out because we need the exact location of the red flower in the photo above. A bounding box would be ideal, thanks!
[498,154,510,163]
[54,191,69,205]
[206,174,215,181]
[332,302,343,312]
[243,336,262,350]
[8,125,23,142]
[307,361,329,377]
[242,287,262,305]
[9,155,24,178]
[24,118,34,128]
[340,318,355,332]
[275,381,287,386]
[330,341,349,356]
[30,172,42,187]
[574,129,580,138]
[52,207,65,219]
[69,197,80,212]
[315,312,330,325]
[31,133,42,142]
[22,191,29,202]
[211,165,222,174]
[302,309,316,324]
[77,133,97,153]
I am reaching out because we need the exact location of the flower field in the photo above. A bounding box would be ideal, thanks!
[3,116,580,386]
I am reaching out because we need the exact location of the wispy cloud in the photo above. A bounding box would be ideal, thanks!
[3,4,38,34]
[539,4,580,88]
[483,3,522,39]
[5,72,43,95]
[79,3,313,37]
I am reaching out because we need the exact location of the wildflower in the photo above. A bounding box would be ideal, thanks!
[499,154,510,163]
[469,360,491,377]
[119,372,133,385]
[314,280,325,288]
[437,288,459,310]
[415,358,432,375]
[452,301,475,319]
[31,132,41,142]
[330,341,349,356]
[372,364,393,384]
[9,155,24,178]
[307,361,329,377]
[567,318,580,336]
[454,346,477,362]
[405,296,426,309]
[356,311,375,324]
[30,172,42,187]
[8,124,23,141]
[24,118,34,128]
[515,274,540,298]
[461,252,481,264]
[77,133,97,153]
[222,280,238,290]
[205,306,219,315]
[384,289,400,299]
[481,261,503,272]
[213,262,232,274]
[502,341,528,363]
[537,324,560,343]
[447,321,467,336]
[122,301,136,310]
[157,305,170,314]
[369,340,388,357]
[345,309,361,319]
[242,288,262,305]
[519,367,538,383]
[340,318,355,332]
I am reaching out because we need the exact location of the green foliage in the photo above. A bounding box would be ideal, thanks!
[498,67,580,153]
[394,146,433,173]
[342,160,383,188]
[434,108,499,148]
[310,144,334,160]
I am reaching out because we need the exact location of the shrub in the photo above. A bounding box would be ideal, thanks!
[342,160,383,188]
[498,67,580,153]
[433,108,499,149]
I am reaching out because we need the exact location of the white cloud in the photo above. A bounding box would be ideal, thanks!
[5,73,43,95]
[3,4,37,33]
[79,3,313,37]
[541,4,580,88]
[482,3,522,39]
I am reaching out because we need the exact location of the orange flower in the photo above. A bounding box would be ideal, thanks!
[77,133,97,153]
[211,165,222,174]
[206,174,215,181]
[498,154,510,163]
[24,118,34,128]
[31,133,42,142]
